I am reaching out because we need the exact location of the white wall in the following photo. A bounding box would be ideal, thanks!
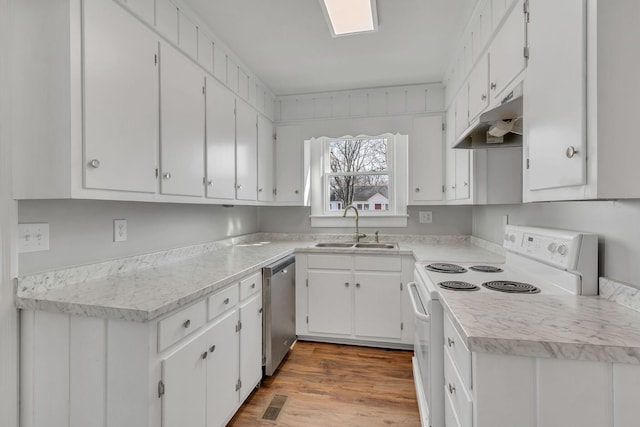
[0,0,19,423]
[259,205,473,236]
[18,200,259,274]
[472,200,640,288]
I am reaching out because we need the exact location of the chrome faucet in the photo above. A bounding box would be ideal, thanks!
[342,205,367,242]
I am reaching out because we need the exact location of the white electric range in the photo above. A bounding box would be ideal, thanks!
[408,225,598,427]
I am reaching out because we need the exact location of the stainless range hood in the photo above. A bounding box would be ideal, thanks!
[453,86,523,149]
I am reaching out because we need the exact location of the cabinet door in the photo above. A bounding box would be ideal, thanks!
[83,0,158,193]
[239,294,262,402]
[160,43,205,197]
[411,116,444,203]
[489,1,526,99]
[525,0,586,190]
[455,150,470,200]
[468,55,489,121]
[257,116,274,202]
[445,108,457,201]
[454,86,469,139]
[206,310,239,427]
[235,101,258,201]
[205,77,236,199]
[307,270,352,335]
[274,125,304,204]
[354,272,402,339]
[162,328,209,427]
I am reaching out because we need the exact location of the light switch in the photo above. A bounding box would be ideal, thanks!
[114,219,127,242]
[18,223,50,253]
[419,211,433,224]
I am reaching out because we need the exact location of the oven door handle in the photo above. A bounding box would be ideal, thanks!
[408,282,431,322]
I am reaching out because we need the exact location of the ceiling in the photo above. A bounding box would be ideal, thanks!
[185,0,476,96]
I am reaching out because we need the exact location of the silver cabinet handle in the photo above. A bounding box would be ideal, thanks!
[183,319,191,328]
[490,82,497,90]
[448,337,454,347]
[236,184,242,190]
[209,345,216,353]
[294,190,299,194]
[258,308,263,314]
[88,159,100,168]
[415,187,420,192]
[566,146,579,158]
[464,181,468,187]
[207,179,213,186]
[345,282,349,287]
[251,283,256,288]
[481,93,487,100]
[356,283,360,288]
[448,383,456,394]
[224,298,230,304]
[201,351,208,360]
[163,172,172,180]
[258,188,263,192]
[451,185,456,190]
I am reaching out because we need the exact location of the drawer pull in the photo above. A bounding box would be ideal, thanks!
[258,308,263,314]
[448,383,456,394]
[209,345,216,353]
[447,337,455,347]
[183,319,191,328]
[356,283,360,288]
[201,351,208,360]
[345,282,350,287]
[251,283,256,289]
[224,298,230,305]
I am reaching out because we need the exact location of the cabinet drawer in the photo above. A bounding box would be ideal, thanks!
[444,314,472,389]
[355,256,401,272]
[308,254,352,270]
[444,384,463,427]
[240,271,262,300]
[208,285,239,321]
[444,348,473,427]
[158,300,207,352]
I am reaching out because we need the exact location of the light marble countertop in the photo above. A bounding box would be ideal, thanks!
[16,235,504,322]
[440,286,640,364]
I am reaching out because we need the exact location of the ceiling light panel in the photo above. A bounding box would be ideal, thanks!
[320,0,378,37]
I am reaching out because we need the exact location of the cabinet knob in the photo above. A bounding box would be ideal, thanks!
[183,319,191,328]
[209,345,216,353]
[88,159,100,169]
[201,351,208,360]
[451,185,456,190]
[490,82,497,90]
[258,188,263,193]
[345,282,349,287]
[223,298,230,304]
[258,308,263,314]
[481,93,487,101]
[251,283,256,289]
[448,383,456,394]
[415,187,420,192]
[163,172,172,180]
[236,184,242,190]
[448,337,455,347]
[207,179,213,186]
[565,146,579,158]
[294,190,299,194]
[356,283,360,288]
[463,181,468,187]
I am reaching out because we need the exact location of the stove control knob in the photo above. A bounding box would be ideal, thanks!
[557,244,568,256]
[547,242,557,253]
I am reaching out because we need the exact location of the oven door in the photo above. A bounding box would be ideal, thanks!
[409,282,432,426]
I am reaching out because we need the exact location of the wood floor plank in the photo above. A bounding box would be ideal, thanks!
[228,341,420,426]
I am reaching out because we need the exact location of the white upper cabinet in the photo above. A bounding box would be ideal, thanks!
[178,10,198,59]
[155,0,178,43]
[468,55,489,122]
[235,100,258,201]
[257,115,274,202]
[454,86,469,139]
[159,43,205,197]
[205,77,236,200]
[454,150,471,200]
[83,0,158,194]
[274,125,305,205]
[410,116,444,204]
[118,0,154,25]
[525,0,586,191]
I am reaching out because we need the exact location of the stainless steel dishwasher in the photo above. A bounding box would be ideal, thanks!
[262,255,296,376]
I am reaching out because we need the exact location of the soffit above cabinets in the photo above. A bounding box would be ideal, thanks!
[184,0,476,95]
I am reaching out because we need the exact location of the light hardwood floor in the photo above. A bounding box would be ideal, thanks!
[228,341,420,426]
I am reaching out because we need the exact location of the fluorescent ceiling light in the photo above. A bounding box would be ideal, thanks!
[320,0,378,37]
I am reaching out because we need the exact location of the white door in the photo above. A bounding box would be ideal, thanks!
[162,329,208,427]
[83,0,158,193]
[307,270,352,336]
[239,294,262,402]
[468,55,489,121]
[525,0,586,190]
[455,150,470,200]
[274,125,304,204]
[411,116,444,203]
[205,77,236,200]
[354,272,402,339]
[205,310,239,427]
[159,43,205,197]
[235,100,257,201]
[489,0,526,99]
[257,116,274,202]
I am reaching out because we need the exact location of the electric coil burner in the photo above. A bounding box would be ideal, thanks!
[438,281,480,291]
[482,281,540,294]
[469,265,504,273]
[425,263,467,274]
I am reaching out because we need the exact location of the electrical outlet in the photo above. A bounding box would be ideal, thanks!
[419,211,433,224]
[114,219,127,242]
[18,223,50,253]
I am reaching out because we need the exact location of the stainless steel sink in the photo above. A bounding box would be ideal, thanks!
[353,243,398,249]
[314,242,355,248]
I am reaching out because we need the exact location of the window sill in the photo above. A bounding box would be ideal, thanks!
[309,214,408,228]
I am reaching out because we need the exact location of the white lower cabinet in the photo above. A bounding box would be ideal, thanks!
[20,272,263,427]
[297,253,414,346]
[443,313,640,427]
